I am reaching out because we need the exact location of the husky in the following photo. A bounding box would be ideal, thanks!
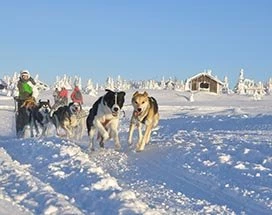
[52,102,85,139]
[30,100,52,137]
[86,89,126,151]
[19,98,52,137]
[128,91,159,152]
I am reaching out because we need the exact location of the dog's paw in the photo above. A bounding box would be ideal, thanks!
[136,147,144,152]
[102,132,109,141]
[136,142,145,152]
[99,141,105,148]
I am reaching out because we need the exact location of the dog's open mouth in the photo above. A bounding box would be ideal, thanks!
[134,110,142,117]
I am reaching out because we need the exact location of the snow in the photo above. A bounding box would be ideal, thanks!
[0,89,272,214]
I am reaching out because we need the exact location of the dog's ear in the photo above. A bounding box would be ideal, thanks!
[119,91,126,98]
[133,91,139,97]
[105,89,114,94]
[143,91,149,97]
[47,99,50,104]
[39,99,41,103]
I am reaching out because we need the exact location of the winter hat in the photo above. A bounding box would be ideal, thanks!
[20,69,30,79]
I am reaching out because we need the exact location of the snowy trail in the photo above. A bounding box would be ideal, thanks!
[0,145,83,215]
[0,137,117,214]
[1,112,272,214]
[132,146,270,215]
[157,115,272,214]
[88,115,272,214]
[0,136,166,214]
[1,92,272,214]
[86,117,236,214]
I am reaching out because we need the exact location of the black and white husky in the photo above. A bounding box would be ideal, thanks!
[86,89,126,151]
[29,100,52,137]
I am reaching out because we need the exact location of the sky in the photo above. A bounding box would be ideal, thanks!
[1,0,272,87]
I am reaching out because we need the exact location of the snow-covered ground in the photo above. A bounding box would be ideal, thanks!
[0,89,271,215]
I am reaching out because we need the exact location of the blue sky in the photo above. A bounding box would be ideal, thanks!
[1,0,272,87]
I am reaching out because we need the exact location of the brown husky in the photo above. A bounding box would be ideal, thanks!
[128,91,159,151]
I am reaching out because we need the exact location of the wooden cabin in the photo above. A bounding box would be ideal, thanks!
[185,72,224,94]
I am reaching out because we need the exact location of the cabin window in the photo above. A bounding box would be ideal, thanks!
[200,82,209,89]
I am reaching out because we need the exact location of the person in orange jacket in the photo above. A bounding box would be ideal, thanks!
[70,86,83,104]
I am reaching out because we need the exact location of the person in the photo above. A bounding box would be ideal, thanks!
[15,69,38,137]
[17,70,38,104]
[53,87,60,103]
[59,87,68,105]
[70,85,83,104]
[51,86,68,116]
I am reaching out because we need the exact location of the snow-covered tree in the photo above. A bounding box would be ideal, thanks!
[73,76,82,89]
[222,76,231,94]
[53,75,73,90]
[105,77,114,90]
[160,77,166,89]
[266,78,272,95]
[165,77,175,90]
[234,69,246,94]
[85,79,98,96]
[174,79,185,91]
[234,69,267,96]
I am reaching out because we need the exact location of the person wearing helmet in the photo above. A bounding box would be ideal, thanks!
[17,70,38,101]
[16,69,38,137]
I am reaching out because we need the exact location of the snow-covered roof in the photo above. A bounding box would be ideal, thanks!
[186,72,224,85]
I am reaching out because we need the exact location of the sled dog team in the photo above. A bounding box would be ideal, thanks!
[19,89,159,152]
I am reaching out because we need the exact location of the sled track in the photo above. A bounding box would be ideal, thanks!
[136,151,271,215]
[0,137,127,214]
[86,124,271,215]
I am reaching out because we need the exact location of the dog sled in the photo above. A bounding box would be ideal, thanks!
[14,96,32,138]
[14,97,52,138]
